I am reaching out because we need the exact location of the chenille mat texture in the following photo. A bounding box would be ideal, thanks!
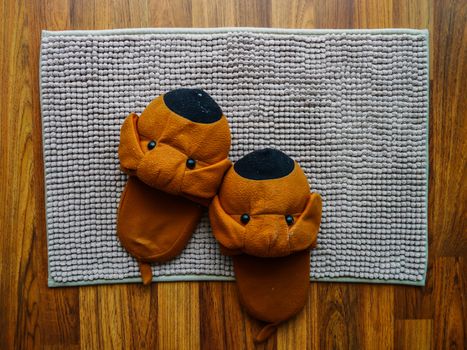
[40,28,429,287]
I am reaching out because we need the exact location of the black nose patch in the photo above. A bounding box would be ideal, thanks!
[234,148,295,180]
[163,88,223,124]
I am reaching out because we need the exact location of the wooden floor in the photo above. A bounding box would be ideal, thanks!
[1,0,465,349]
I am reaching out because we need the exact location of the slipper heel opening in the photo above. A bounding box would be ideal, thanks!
[139,261,153,285]
[254,322,279,343]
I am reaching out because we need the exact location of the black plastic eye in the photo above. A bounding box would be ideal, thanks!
[186,158,196,169]
[285,215,294,225]
[147,140,156,150]
[240,214,250,224]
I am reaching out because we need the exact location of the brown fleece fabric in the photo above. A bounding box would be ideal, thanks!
[117,92,231,284]
[210,163,322,257]
[234,250,311,341]
[209,161,322,342]
[118,96,232,206]
[117,177,204,261]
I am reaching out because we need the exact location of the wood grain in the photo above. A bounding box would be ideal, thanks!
[395,319,433,350]
[0,0,465,349]
[158,283,200,349]
[431,0,467,257]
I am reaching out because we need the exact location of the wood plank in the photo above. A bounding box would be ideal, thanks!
[69,0,105,29]
[199,281,278,349]
[276,293,309,350]
[353,0,393,28]
[431,0,467,257]
[158,282,200,350]
[358,285,394,350]
[199,282,227,350]
[98,285,132,349]
[30,1,83,349]
[314,284,361,350]
[314,0,353,28]
[433,257,466,350]
[308,283,319,350]
[191,0,236,27]
[40,0,71,29]
[200,281,269,349]
[147,0,193,27]
[111,0,148,28]
[233,0,272,27]
[392,0,429,28]
[222,282,252,349]
[271,0,316,29]
[395,319,433,350]
[394,275,434,320]
[79,287,101,349]
[1,0,80,349]
[126,284,159,349]
[0,1,36,347]
[80,284,159,349]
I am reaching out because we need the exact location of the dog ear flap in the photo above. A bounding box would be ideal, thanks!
[118,113,144,173]
[182,158,232,203]
[288,192,322,251]
[208,196,245,253]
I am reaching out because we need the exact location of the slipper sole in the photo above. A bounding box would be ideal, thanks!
[117,176,204,263]
[232,250,310,324]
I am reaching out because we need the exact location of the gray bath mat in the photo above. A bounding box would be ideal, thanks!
[40,28,429,287]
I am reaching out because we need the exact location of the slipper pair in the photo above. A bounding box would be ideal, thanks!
[116,89,322,342]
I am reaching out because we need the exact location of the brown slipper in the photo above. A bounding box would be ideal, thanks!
[209,148,322,342]
[117,88,232,284]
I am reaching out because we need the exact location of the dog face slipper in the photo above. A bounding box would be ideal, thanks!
[209,148,322,342]
[117,88,232,284]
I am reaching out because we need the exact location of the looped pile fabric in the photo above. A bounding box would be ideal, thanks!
[40,28,429,287]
